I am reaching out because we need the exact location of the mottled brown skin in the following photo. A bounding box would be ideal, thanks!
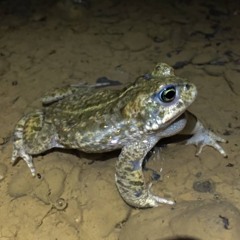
[12,63,227,208]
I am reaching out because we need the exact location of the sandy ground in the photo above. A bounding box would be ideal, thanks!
[0,0,240,239]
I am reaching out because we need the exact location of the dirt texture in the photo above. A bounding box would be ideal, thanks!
[0,0,240,239]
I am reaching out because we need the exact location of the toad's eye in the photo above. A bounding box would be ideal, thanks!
[159,85,176,103]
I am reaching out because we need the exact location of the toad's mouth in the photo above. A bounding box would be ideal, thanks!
[161,105,188,127]
[161,111,185,129]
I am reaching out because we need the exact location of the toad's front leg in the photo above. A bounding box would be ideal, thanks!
[183,111,227,157]
[115,141,174,208]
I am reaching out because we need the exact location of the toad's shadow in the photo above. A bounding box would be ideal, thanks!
[40,148,121,164]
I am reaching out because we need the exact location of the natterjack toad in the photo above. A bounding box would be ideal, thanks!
[11,63,227,208]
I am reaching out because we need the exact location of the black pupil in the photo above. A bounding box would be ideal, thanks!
[160,86,176,102]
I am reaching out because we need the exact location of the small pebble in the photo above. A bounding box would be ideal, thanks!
[193,179,215,193]
[54,198,68,211]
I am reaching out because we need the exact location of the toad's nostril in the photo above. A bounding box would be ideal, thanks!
[185,83,191,90]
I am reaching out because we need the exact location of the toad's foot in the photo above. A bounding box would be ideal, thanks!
[12,147,36,176]
[11,113,37,176]
[11,110,63,176]
[146,183,175,205]
[186,120,227,157]
[115,142,174,208]
[115,175,175,207]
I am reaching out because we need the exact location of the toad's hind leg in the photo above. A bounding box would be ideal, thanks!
[115,142,175,208]
[12,110,62,176]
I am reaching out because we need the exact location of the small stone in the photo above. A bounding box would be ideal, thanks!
[53,198,68,210]
[193,179,215,193]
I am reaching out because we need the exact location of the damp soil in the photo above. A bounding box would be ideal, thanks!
[0,0,240,239]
